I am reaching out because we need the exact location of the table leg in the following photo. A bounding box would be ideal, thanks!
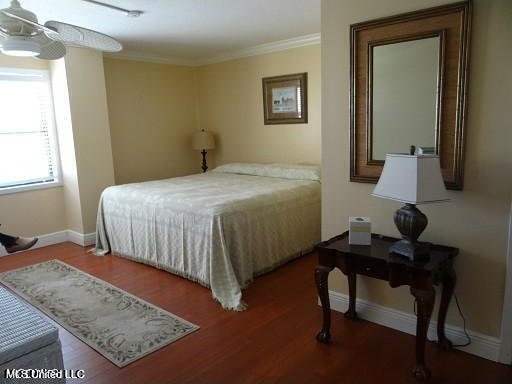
[410,286,435,381]
[315,265,333,343]
[437,266,456,350]
[345,271,358,320]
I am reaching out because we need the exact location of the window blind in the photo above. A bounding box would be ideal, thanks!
[0,68,59,190]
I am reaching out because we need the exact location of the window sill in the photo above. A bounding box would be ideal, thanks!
[0,181,63,196]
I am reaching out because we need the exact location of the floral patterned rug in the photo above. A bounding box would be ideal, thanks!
[0,259,199,367]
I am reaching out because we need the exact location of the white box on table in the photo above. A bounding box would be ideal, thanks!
[349,217,371,245]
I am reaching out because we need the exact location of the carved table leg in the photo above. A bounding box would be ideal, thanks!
[315,265,334,343]
[437,266,456,350]
[410,286,435,381]
[345,271,358,320]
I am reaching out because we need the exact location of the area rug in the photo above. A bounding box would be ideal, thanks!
[0,259,199,367]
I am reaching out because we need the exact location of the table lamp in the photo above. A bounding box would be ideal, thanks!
[192,130,215,173]
[371,153,449,260]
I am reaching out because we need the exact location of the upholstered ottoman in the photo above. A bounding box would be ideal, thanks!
[0,286,64,384]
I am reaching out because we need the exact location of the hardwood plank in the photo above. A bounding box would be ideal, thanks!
[0,243,510,383]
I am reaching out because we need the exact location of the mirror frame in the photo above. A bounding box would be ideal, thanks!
[349,1,471,190]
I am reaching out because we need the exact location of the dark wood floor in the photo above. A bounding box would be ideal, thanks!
[0,243,510,384]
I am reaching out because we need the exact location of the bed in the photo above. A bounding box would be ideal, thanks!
[93,163,321,310]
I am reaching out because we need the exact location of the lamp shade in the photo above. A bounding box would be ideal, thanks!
[372,154,449,204]
[192,130,215,150]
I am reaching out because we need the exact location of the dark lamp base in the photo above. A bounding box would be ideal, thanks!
[390,240,430,261]
[201,149,208,173]
[391,203,430,261]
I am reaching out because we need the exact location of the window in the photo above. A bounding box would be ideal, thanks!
[0,68,61,194]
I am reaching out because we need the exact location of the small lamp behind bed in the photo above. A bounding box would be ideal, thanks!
[192,130,216,173]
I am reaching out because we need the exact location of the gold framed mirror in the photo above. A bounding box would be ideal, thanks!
[349,1,471,190]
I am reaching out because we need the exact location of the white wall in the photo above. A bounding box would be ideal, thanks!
[50,58,83,233]
[63,48,116,234]
[322,0,512,338]
[196,44,321,168]
[103,58,199,184]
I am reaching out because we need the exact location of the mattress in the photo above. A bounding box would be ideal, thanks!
[93,163,321,310]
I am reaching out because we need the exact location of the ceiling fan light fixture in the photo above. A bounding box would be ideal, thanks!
[1,37,40,56]
[0,1,124,59]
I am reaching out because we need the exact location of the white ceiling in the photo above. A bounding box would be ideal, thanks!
[5,0,320,63]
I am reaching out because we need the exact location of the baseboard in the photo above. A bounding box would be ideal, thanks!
[66,230,95,247]
[322,290,501,362]
[0,230,95,257]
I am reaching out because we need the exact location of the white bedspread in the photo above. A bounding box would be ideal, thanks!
[94,172,320,310]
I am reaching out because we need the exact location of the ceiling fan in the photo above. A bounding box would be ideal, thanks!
[0,0,129,60]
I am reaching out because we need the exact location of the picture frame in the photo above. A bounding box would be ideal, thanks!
[262,72,308,125]
[349,1,471,190]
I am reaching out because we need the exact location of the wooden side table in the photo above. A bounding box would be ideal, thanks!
[314,232,458,381]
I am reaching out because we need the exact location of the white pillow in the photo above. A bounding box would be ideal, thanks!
[213,163,321,181]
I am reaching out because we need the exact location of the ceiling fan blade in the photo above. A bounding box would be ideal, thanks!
[44,20,122,52]
[31,33,66,60]
[37,42,66,60]
[0,10,57,34]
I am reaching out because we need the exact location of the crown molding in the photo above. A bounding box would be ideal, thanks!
[103,33,321,67]
[103,51,197,67]
[194,33,321,66]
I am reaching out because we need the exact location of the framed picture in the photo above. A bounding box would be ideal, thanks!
[262,72,308,124]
